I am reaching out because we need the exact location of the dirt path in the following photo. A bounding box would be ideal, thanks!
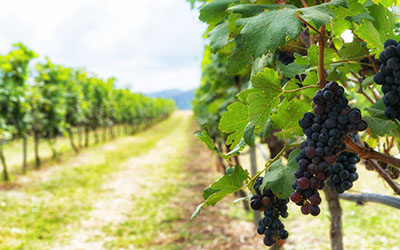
[163,132,264,250]
[50,113,263,250]
[51,115,189,250]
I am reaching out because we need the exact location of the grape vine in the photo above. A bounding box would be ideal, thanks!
[187,0,400,249]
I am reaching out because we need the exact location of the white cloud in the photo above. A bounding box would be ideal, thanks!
[0,0,206,93]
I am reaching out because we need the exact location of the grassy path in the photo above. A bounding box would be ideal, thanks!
[0,112,259,250]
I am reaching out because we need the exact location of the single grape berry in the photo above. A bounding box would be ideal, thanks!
[385,39,398,49]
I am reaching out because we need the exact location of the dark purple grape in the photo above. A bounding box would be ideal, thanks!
[384,39,398,48]
[309,194,322,206]
[278,229,289,240]
[379,51,388,64]
[385,45,398,59]
[383,91,399,106]
[387,57,400,70]
[310,205,321,216]
[297,177,310,189]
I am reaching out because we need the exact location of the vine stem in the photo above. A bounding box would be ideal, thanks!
[295,13,321,35]
[351,135,400,195]
[344,136,400,169]
[300,0,308,7]
[330,54,376,64]
[349,72,375,104]
[368,159,400,195]
[283,84,320,93]
[318,25,326,87]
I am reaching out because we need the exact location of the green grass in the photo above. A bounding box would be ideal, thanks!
[0,115,183,250]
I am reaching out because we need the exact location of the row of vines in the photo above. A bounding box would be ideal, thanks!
[0,43,175,181]
[188,0,400,249]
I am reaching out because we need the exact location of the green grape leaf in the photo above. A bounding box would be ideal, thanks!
[199,0,240,24]
[248,90,281,128]
[247,68,283,126]
[244,122,255,146]
[303,71,318,85]
[228,4,294,17]
[354,20,383,54]
[195,129,228,159]
[237,88,258,102]
[219,102,248,147]
[282,78,301,101]
[298,6,335,29]
[297,0,348,28]
[236,0,347,57]
[338,41,365,59]
[251,67,282,92]
[271,99,310,139]
[277,61,309,78]
[209,23,229,52]
[236,8,301,57]
[191,165,249,220]
[294,53,309,66]
[368,4,395,41]
[226,138,247,156]
[260,148,300,198]
[362,76,374,88]
[226,45,252,75]
[363,116,396,137]
[365,99,386,119]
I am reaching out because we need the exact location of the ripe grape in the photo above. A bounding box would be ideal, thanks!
[327,151,360,193]
[292,82,367,216]
[251,177,289,246]
[376,39,400,120]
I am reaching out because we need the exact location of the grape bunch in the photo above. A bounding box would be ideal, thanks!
[290,82,367,215]
[251,177,289,246]
[374,38,400,120]
[327,151,359,193]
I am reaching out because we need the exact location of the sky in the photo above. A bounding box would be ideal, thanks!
[0,0,206,93]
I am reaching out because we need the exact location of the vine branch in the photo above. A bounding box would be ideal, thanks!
[350,72,375,104]
[330,54,376,64]
[339,192,400,209]
[295,13,321,35]
[318,25,326,87]
[367,159,400,195]
[345,136,400,169]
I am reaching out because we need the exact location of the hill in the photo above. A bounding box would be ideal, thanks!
[146,88,195,110]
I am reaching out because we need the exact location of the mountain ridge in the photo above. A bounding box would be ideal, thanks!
[146,88,195,110]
